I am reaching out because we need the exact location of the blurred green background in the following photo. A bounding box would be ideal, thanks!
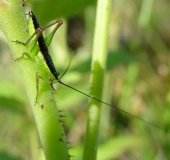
[0,0,170,159]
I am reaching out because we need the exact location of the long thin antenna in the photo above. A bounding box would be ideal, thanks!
[59,54,72,80]
[58,80,163,130]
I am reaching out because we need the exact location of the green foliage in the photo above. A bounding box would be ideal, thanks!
[0,0,170,160]
[30,0,97,25]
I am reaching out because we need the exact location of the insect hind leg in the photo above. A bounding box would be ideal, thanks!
[15,52,34,61]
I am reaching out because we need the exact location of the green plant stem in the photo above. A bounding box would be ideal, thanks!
[83,0,112,159]
[0,0,68,159]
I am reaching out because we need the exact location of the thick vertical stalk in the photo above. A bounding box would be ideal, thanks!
[0,0,68,159]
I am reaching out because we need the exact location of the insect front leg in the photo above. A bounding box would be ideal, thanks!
[48,77,56,91]
[34,72,43,105]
